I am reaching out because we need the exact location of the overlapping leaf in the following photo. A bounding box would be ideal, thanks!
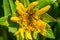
[40,13,56,23]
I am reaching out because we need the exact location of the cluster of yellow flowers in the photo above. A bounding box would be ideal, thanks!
[11,0,51,39]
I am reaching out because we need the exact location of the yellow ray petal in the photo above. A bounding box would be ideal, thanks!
[11,16,20,22]
[25,30,32,40]
[19,28,24,39]
[32,19,46,35]
[36,20,46,30]
[14,28,25,38]
[27,1,38,14]
[16,6,26,15]
[33,5,51,19]
[37,20,46,35]
[15,0,26,12]
[14,30,19,35]
[36,5,51,15]
[38,29,46,36]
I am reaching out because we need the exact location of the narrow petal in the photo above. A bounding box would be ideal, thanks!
[38,29,46,36]
[10,16,20,22]
[32,19,46,36]
[25,30,32,40]
[37,20,46,36]
[16,6,26,15]
[14,30,20,35]
[15,0,26,12]
[33,5,51,19]
[27,1,38,14]
[19,28,24,39]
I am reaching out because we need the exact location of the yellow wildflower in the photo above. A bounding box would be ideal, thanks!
[11,0,51,39]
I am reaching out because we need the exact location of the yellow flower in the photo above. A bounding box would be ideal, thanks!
[25,30,32,40]
[11,0,51,39]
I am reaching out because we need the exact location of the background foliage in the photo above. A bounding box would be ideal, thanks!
[0,0,60,40]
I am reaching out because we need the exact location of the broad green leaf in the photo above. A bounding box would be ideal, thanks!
[45,24,55,39]
[0,17,9,26]
[40,13,56,23]
[9,0,16,15]
[3,0,11,16]
[8,27,17,33]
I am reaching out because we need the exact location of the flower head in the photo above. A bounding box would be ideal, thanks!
[11,0,51,39]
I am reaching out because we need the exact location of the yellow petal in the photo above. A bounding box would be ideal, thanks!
[16,6,26,15]
[33,5,51,19]
[10,16,19,22]
[37,20,46,36]
[36,20,46,29]
[27,26,35,31]
[32,19,46,36]
[14,31,19,35]
[19,28,24,39]
[27,1,38,14]
[25,30,32,39]
[15,0,26,12]
[38,29,46,36]
[14,28,24,39]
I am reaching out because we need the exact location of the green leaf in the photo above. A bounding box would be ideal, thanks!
[29,0,37,3]
[9,0,16,15]
[23,0,30,8]
[8,21,19,33]
[0,17,9,26]
[8,27,17,33]
[3,0,11,16]
[40,13,56,23]
[45,24,55,39]
[35,0,54,9]
[53,2,58,9]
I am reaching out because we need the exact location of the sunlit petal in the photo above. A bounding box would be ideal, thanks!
[27,1,38,14]
[33,5,51,19]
